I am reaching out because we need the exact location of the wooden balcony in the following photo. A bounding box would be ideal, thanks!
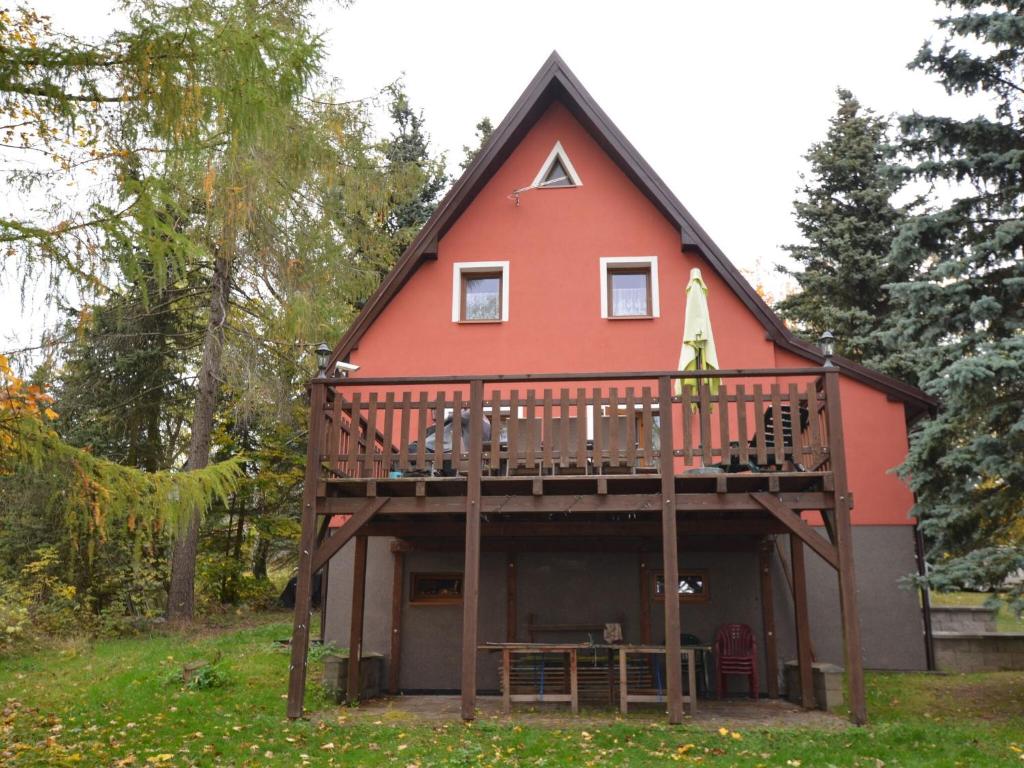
[316,368,838,531]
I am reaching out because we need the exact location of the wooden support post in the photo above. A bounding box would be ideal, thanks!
[619,648,628,715]
[824,370,867,724]
[319,560,330,645]
[506,553,517,642]
[287,381,327,719]
[461,379,484,721]
[790,534,815,709]
[758,538,779,698]
[387,549,404,694]
[657,376,684,724]
[502,648,511,713]
[569,649,579,714]
[347,535,368,705]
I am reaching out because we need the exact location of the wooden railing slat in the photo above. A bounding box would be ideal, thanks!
[347,392,361,478]
[805,382,823,463]
[735,384,749,465]
[625,387,637,468]
[489,390,502,472]
[525,391,537,471]
[717,385,730,464]
[415,391,429,469]
[607,387,619,466]
[398,392,411,471]
[698,384,713,466]
[509,389,520,469]
[452,391,463,473]
[364,394,378,478]
[558,388,570,468]
[576,388,588,469]
[770,383,785,465]
[753,384,767,465]
[434,390,446,473]
[543,389,554,471]
[591,388,603,470]
[640,386,653,465]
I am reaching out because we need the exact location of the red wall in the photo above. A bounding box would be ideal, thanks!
[348,101,913,526]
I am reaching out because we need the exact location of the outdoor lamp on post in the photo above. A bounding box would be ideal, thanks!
[314,341,330,378]
[818,330,836,367]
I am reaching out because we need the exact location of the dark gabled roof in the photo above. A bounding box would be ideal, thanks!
[329,51,936,421]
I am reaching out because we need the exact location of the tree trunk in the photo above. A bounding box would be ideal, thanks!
[252,535,270,580]
[167,253,231,622]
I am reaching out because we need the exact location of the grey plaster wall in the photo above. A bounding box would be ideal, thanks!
[323,524,928,695]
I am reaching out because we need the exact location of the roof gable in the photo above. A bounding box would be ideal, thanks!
[329,51,935,419]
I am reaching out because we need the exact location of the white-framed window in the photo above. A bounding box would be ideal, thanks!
[452,261,510,323]
[599,256,660,319]
[531,141,583,188]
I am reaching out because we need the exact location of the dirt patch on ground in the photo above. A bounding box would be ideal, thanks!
[335,695,849,731]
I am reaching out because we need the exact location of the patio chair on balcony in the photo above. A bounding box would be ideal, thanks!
[548,417,589,475]
[598,415,634,474]
[714,623,758,699]
[506,416,544,476]
[735,403,811,472]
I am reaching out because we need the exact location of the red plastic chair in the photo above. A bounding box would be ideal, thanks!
[714,623,758,699]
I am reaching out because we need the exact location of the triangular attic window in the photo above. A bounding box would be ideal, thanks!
[542,158,573,187]
[532,141,582,188]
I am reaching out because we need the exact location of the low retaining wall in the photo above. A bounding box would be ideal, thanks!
[933,633,1024,672]
[930,606,997,633]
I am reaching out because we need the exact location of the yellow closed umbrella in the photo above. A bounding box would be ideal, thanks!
[675,267,720,398]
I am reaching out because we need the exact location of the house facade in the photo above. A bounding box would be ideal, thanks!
[287,53,935,725]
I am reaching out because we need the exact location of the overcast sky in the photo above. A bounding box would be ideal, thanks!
[4,0,982,354]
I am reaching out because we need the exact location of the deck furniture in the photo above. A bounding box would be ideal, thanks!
[614,644,698,715]
[681,633,710,697]
[714,623,759,699]
[481,642,585,714]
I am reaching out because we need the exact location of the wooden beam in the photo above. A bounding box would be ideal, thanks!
[311,498,390,573]
[758,538,779,698]
[461,380,484,721]
[347,535,368,705]
[361,520,785,539]
[790,535,815,710]
[321,492,834,517]
[506,553,517,642]
[287,381,327,719]
[390,536,762,554]
[824,370,867,725]
[387,550,404,694]
[658,376,684,724]
[751,492,839,570]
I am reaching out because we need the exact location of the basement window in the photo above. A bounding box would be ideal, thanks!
[410,572,463,604]
[653,570,709,603]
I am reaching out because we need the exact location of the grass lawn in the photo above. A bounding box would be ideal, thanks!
[928,591,1024,633]
[2,613,1022,767]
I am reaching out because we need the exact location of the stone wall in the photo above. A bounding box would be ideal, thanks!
[930,606,997,633]
[933,633,1024,672]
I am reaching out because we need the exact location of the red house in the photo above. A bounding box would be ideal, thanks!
[286,53,935,725]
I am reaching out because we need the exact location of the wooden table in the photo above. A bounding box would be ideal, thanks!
[608,644,698,715]
[480,643,587,713]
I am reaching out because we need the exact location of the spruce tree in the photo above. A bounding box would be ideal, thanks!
[776,89,912,365]
[892,0,1024,608]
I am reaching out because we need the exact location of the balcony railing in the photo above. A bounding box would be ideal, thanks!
[315,368,835,486]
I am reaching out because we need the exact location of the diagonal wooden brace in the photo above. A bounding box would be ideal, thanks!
[752,492,839,571]
[312,498,390,574]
